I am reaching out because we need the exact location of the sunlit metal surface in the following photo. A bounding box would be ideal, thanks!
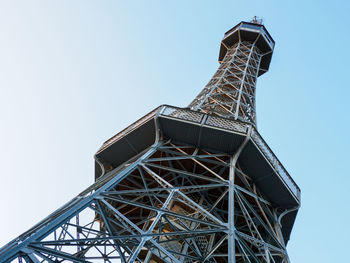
[0,20,300,263]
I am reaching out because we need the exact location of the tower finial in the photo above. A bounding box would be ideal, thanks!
[251,16,263,24]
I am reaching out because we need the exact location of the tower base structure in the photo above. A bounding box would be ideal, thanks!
[0,106,300,263]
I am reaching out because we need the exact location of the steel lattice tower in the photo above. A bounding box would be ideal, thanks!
[0,20,300,263]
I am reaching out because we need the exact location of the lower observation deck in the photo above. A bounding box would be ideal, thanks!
[95,105,300,242]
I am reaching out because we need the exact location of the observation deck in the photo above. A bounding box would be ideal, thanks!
[219,21,275,76]
[95,105,300,242]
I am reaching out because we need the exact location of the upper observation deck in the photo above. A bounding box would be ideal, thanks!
[219,21,275,76]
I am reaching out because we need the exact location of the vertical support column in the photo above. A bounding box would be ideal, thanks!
[229,126,251,262]
[228,155,236,263]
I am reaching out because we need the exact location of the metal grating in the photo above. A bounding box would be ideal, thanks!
[161,107,203,123]
[98,107,160,153]
[206,115,248,133]
[160,105,300,201]
[251,129,300,200]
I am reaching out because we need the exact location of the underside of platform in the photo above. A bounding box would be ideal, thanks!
[95,105,300,245]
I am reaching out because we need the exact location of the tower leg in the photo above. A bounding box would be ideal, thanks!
[1,140,290,263]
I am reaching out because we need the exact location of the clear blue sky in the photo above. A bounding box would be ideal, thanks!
[0,1,349,261]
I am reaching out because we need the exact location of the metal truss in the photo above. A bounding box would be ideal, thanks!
[189,41,262,125]
[1,139,290,263]
[1,20,298,263]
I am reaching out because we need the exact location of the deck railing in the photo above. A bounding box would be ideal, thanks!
[98,105,300,201]
[160,105,300,201]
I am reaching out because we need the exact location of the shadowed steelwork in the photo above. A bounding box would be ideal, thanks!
[0,19,300,263]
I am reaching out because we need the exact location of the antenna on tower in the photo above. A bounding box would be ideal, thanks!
[251,16,263,24]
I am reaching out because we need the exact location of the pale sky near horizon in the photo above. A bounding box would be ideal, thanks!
[0,1,349,262]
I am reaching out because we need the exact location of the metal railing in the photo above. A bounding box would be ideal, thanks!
[96,105,300,201]
[161,106,203,123]
[97,107,161,154]
[224,22,275,49]
[251,129,300,200]
[160,106,249,134]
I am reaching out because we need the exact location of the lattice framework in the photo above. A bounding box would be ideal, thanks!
[0,20,300,263]
[4,140,290,263]
[189,41,262,125]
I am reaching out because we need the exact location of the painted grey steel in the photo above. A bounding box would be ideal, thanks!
[0,139,292,263]
[189,22,274,126]
[0,19,300,263]
[159,105,300,202]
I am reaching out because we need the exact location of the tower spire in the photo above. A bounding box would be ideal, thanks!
[251,16,263,24]
[189,21,274,126]
[0,20,300,263]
